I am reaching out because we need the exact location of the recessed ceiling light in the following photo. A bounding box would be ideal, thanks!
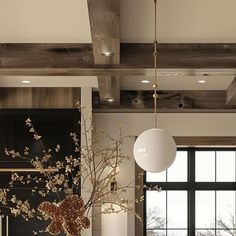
[106,98,114,103]
[102,52,114,57]
[141,80,150,84]
[21,80,31,84]
[198,80,206,84]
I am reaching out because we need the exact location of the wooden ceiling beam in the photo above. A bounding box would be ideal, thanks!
[226,76,236,105]
[1,67,236,77]
[87,0,120,105]
[93,90,236,113]
[1,43,236,76]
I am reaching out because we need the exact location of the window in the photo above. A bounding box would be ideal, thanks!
[144,148,236,236]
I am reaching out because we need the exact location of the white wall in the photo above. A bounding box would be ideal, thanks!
[94,113,236,137]
[94,112,236,236]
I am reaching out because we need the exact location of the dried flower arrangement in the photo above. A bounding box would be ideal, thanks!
[0,105,158,236]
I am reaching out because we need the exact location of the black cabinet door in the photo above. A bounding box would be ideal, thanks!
[0,109,80,236]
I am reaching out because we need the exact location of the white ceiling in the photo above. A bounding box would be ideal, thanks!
[0,75,233,91]
[1,0,236,43]
[0,76,98,87]
[120,0,236,43]
[0,0,91,43]
[121,76,234,90]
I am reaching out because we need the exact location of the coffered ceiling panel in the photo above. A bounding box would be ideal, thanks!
[121,0,236,43]
[0,76,98,87]
[1,0,236,43]
[120,76,234,90]
[0,0,91,43]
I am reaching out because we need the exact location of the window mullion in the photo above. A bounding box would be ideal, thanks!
[166,191,168,236]
[144,148,236,236]
[215,151,217,236]
[188,148,195,236]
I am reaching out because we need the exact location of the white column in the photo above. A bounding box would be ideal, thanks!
[81,87,93,236]
[101,210,128,236]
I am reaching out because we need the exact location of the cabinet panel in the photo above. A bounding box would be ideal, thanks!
[0,109,80,236]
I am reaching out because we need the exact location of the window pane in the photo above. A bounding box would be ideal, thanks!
[145,149,236,236]
[147,230,166,236]
[217,191,235,229]
[217,230,234,236]
[196,230,215,236]
[216,151,235,182]
[167,230,187,236]
[196,151,215,182]
[146,191,166,230]
[167,191,187,228]
[147,171,166,182]
[196,191,215,228]
[167,151,188,182]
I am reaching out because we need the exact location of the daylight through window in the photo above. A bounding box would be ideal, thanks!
[145,148,236,236]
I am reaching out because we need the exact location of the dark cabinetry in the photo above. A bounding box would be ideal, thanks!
[0,110,80,236]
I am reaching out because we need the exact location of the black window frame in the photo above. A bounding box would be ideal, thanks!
[144,147,236,236]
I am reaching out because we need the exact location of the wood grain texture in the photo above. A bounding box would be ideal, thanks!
[0,88,80,108]
[226,76,236,105]
[87,0,120,64]
[0,43,93,68]
[88,0,120,105]
[120,43,236,68]
[97,76,120,104]
[174,136,236,146]
[0,88,33,108]
[1,43,236,76]
[93,90,236,113]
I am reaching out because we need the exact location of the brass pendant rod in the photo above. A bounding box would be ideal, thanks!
[153,0,158,128]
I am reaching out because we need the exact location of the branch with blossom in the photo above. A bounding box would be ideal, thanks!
[0,104,160,236]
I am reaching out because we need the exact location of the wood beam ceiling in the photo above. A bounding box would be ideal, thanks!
[93,90,236,113]
[226,76,236,105]
[87,0,120,105]
[1,44,236,76]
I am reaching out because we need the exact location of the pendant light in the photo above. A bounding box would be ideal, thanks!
[133,0,176,173]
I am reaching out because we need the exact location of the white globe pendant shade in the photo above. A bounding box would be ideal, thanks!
[133,128,177,173]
